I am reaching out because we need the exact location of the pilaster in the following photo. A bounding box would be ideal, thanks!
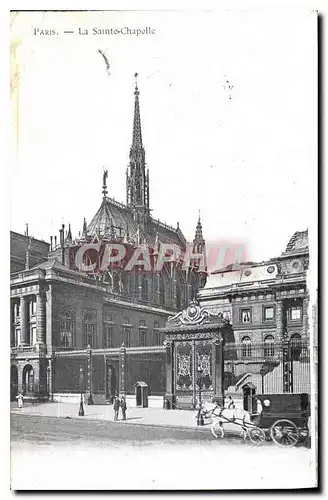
[276,300,284,340]
[46,286,53,350]
[164,340,174,408]
[36,293,46,344]
[19,296,27,345]
[302,297,309,339]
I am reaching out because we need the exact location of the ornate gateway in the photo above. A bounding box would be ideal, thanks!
[161,301,234,409]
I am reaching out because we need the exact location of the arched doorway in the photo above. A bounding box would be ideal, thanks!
[11,365,18,401]
[22,364,34,395]
[242,383,256,413]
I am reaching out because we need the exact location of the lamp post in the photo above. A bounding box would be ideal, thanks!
[78,366,85,417]
[46,366,50,400]
[260,367,265,394]
[196,365,204,426]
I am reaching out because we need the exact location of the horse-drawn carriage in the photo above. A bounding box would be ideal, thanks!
[204,393,310,447]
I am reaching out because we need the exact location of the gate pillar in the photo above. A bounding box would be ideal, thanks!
[212,336,225,406]
[164,340,174,409]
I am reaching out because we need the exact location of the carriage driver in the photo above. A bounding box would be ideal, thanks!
[224,395,236,410]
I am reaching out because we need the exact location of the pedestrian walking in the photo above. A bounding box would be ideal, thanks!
[120,396,127,421]
[113,396,120,421]
[16,392,24,409]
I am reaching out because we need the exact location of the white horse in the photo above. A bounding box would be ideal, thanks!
[203,401,252,439]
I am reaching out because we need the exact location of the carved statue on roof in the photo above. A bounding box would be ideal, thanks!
[102,169,108,197]
[103,169,108,187]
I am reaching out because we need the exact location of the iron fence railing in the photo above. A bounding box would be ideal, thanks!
[223,340,311,395]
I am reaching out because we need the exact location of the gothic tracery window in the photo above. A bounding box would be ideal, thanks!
[141,276,148,301]
[159,279,165,306]
[113,273,120,294]
[176,282,181,310]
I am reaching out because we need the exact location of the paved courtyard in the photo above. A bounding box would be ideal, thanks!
[11,401,210,429]
[10,404,317,490]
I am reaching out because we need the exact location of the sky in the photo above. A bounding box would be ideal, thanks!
[10,9,317,263]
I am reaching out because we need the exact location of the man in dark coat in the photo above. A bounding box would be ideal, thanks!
[113,396,120,421]
[120,396,127,421]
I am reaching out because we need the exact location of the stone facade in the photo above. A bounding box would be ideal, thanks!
[10,78,207,402]
[198,230,311,404]
[199,230,310,344]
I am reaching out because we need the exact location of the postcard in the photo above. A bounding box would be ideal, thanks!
[10,8,318,491]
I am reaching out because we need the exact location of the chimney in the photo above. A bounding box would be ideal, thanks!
[54,235,57,248]
[50,236,53,251]
[25,223,29,237]
[59,224,65,265]
[60,224,65,247]
[25,238,31,270]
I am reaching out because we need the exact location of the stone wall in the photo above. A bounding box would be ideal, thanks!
[52,281,170,350]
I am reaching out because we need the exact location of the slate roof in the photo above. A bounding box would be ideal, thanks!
[284,229,309,254]
[211,262,255,275]
[29,257,88,278]
[86,197,186,248]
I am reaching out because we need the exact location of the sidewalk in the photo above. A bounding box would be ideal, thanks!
[10,401,209,430]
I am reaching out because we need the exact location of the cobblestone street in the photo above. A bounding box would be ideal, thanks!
[11,412,316,490]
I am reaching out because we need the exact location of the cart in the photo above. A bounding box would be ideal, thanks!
[248,393,310,446]
[206,393,310,446]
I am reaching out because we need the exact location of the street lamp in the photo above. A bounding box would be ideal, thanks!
[259,367,265,394]
[196,365,204,426]
[46,366,51,401]
[78,366,85,417]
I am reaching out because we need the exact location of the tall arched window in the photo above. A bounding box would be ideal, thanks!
[264,334,275,357]
[176,282,181,310]
[290,333,302,361]
[141,276,148,301]
[83,311,96,348]
[60,309,74,348]
[241,336,252,358]
[159,279,165,306]
[113,273,120,294]
[191,277,197,300]
[121,274,128,295]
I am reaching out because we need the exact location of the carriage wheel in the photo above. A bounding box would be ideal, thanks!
[270,419,299,447]
[248,427,266,445]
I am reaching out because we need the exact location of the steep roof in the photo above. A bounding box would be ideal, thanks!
[86,196,186,248]
[284,229,309,254]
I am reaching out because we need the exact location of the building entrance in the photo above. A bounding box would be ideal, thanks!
[11,365,18,401]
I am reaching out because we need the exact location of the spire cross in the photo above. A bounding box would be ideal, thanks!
[134,72,138,90]
[102,168,108,197]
